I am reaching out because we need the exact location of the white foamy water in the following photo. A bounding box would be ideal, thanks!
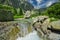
[16,31,41,40]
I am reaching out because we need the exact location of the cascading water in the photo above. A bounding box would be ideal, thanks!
[16,19,41,40]
[19,22,29,37]
[16,31,41,40]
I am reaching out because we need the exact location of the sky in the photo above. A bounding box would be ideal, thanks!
[28,0,58,9]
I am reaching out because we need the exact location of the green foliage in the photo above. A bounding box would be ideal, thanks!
[13,8,24,19]
[16,8,23,16]
[14,15,24,19]
[0,10,14,21]
[43,2,60,19]
[13,8,17,15]
[14,8,23,18]
[0,4,24,19]
[19,8,23,15]
[0,4,16,14]
[0,4,14,21]
[0,4,12,10]
[31,13,40,18]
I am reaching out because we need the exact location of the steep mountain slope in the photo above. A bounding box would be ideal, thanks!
[0,0,34,11]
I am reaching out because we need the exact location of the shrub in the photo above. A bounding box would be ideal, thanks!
[0,4,14,22]
[43,2,60,19]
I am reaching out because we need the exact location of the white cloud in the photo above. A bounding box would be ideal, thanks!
[29,0,34,3]
[36,0,42,9]
[36,0,42,3]
[28,0,57,9]
[46,1,53,7]
[34,6,40,9]
[34,4,42,9]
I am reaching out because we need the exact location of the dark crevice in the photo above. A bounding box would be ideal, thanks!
[47,27,60,34]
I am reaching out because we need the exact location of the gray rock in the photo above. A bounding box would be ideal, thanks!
[32,16,51,38]
[0,22,20,40]
[48,33,60,40]
[32,16,49,23]
[49,20,60,30]
[24,11,31,19]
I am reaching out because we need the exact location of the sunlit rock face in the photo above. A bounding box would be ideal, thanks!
[32,16,50,33]
[49,20,60,30]
[24,11,31,19]
[32,16,49,23]
[32,16,60,40]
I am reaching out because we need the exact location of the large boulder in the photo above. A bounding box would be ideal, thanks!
[0,9,14,22]
[24,11,31,19]
[49,20,60,30]
[32,16,50,37]
[32,16,60,40]
[32,16,49,23]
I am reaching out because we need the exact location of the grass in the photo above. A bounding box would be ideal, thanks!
[50,17,59,22]
[14,13,60,22]
[14,15,24,19]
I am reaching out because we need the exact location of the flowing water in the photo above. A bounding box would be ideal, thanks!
[16,19,60,40]
[1,19,60,40]
[16,19,41,40]
[16,31,41,40]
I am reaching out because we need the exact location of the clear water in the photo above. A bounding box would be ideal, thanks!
[16,31,41,40]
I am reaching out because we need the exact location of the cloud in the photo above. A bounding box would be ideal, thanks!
[46,0,58,7]
[46,1,53,7]
[34,5,41,9]
[28,0,58,9]
[36,0,42,3]
[29,0,34,3]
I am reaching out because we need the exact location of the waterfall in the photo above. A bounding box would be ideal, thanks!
[16,19,41,40]
[19,23,29,37]
[18,19,33,37]
[16,31,41,40]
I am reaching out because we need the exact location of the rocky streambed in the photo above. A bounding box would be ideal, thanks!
[0,19,33,40]
[0,16,60,40]
[0,22,20,40]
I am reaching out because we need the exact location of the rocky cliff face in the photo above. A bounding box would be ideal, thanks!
[0,0,34,11]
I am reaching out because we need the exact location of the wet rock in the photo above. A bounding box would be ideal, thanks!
[32,16,51,38]
[48,33,60,40]
[0,22,20,40]
[24,11,31,19]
